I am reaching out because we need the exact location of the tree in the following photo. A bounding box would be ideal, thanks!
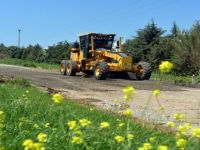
[171,21,180,38]
[8,46,23,59]
[0,43,9,58]
[123,21,166,68]
[172,21,200,75]
[24,44,46,62]
[46,41,71,63]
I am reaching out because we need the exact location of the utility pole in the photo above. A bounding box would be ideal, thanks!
[18,29,21,48]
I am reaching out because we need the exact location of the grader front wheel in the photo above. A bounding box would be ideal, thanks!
[94,62,109,80]
[136,62,151,80]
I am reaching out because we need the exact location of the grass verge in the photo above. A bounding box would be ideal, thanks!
[0,79,199,149]
[0,58,58,69]
[151,72,200,87]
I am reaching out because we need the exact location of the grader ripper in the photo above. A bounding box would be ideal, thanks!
[60,33,151,80]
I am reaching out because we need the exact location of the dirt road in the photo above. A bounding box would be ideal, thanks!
[0,64,199,126]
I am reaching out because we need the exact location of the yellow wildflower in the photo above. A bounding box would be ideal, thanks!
[157,145,168,150]
[33,123,40,129]
[52,93,64,104]
[173,113,185,120]
[192,128,200,138]
[159,61,173,73]
[33,142,45,150]
[22,139,34,149]
[175,132,182,139]
[37,132,47,143]
[123,109,133,117]
[25,90,29,94]
[67,121,78,130]
[143,143,152,150]
[152,89,161,96]
[100,122,110,129]
[71,136,83,144]
[176,138,187,148]
[149,137,156,143]
[0,111,4,122]
[128,134,134,140]
[116,119,121,122]
[118,123,125,128]
[177,125,187,136]
[167,121,175,128]
[159,105,165,111]
[113,99,119,103]
[0,147,5,150]
[79,119,91,127]
[184,123,192,130]
[45,123,50,128]
[74,130,82,136]
[123,86,135,104]
[33,124,40,129]
[123,86,135,95]
[115,135,125,143]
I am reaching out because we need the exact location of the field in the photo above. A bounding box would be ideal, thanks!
[0,61,200,150]
[0,78,199,150]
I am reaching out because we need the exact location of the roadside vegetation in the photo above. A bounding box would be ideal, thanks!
[0,58,58,69]
[0,79,199,150]
[0,61,200,150]
[123,20,200,77]
[151,72,200,87]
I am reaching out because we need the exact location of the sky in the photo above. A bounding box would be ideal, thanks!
[0,0,199,48]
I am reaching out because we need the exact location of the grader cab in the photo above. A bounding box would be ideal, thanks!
[60,33,151,80]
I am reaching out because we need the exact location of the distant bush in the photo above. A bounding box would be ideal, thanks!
[22,62,37,68]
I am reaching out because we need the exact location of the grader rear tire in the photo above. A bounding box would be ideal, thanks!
[66,60,77,76]
[60,60,67,75]
[94,62,109,80]
[136,62,151,80]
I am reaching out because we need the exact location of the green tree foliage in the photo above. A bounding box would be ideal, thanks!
[9,46,22,59]
[7,44,45,62]
[0,43,9,58]
[123,21,169,68]
[21,44,46,62]
[0,41,71,64]
[171,21,180,38]
[171,21,200,75]
[46,41,71,63]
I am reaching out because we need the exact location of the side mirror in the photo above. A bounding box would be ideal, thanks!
[116,40,120,49]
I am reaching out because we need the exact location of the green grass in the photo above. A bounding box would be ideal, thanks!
[151,72,199,86]
[0,58,58,69]
[0,81,199,149]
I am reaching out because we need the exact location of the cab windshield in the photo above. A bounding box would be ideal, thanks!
[93,34,114,50]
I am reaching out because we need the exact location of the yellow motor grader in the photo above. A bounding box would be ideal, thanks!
[60,33,151,80]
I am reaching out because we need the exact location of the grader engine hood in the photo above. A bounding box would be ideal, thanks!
[96,50,133,71]
[120,56,132,70]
